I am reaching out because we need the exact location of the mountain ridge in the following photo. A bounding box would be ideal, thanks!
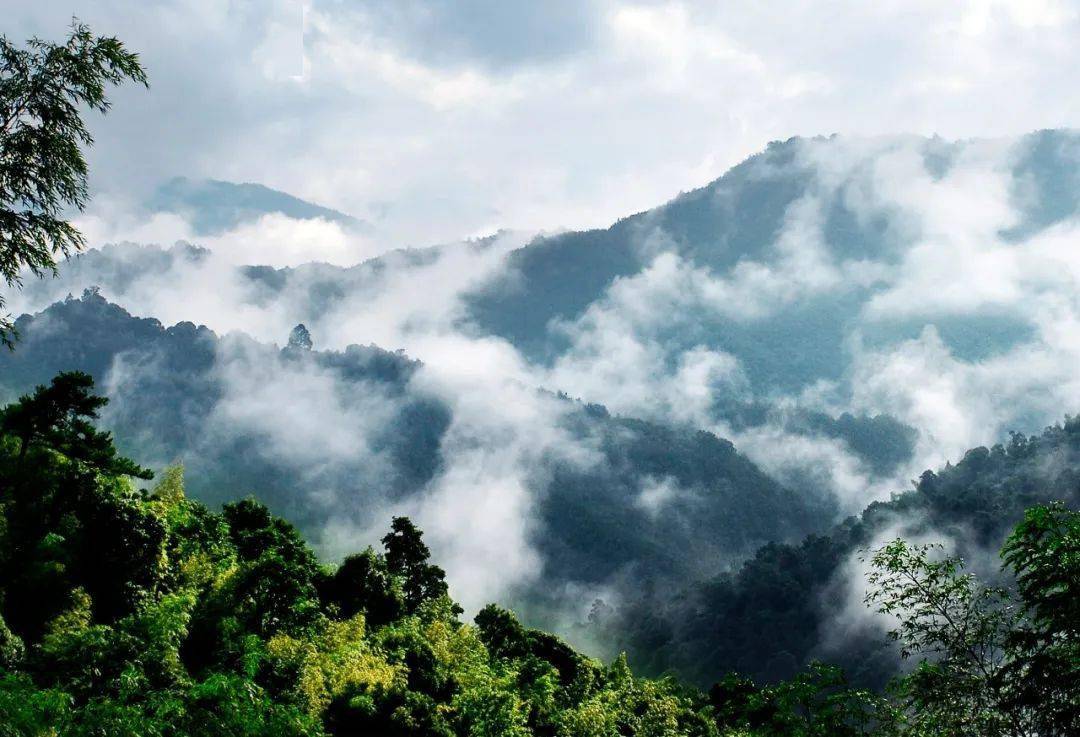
[147,176,370,235]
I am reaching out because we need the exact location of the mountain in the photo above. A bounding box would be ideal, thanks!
[25,132,1080,486]
[465,131,1080,381]
[147,177,369,235]
[592,416,1080,688]
[0,291,834,623]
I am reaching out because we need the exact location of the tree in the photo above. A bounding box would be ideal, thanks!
[381,517,454,614]
[864,539,1019,736]
[863,507,1080,736]
[1,21,147,345]
[1000,503,1080,735]
[322,548,404,627]
[0,370,151,478]
[287,324,314,351]
[709,664,894,736]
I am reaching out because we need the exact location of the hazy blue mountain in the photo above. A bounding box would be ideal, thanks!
[34,132,1074,421]
[465,131,1076,388]
[147,177,369,235]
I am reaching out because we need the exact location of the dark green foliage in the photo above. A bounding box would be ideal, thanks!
[0,372,159,639]
[382,517,455,615]
[863,505,1080,736]
[0,22,146,344]
[181,499,325,673]
[600,417,1080,688]
[0,371,151,478]
[321,548,404,626]
[1000,503,1080,735]
[476,605,585,690]
[324,684,454,737]
[173,674,321,737]
[710,664,895,736]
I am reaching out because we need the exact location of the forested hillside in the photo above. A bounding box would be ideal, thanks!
[0,291,835,625]
[594,417,1080,688]
[466,130,1080,371]
[1,375,1076,736]
[0,375,719,736]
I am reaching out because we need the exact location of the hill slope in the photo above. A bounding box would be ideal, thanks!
[0,291,833,625]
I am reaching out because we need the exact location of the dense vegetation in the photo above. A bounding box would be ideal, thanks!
[0,291,836,614]
[1,373,1076,736]
[0,373,859,736]
[596,417,1080,688]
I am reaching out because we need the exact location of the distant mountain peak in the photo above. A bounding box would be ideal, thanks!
[146,177,369,236]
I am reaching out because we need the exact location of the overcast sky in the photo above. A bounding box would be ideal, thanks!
[7,0,1080,248]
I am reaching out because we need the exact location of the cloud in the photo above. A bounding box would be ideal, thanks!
[208,336,400,470]
[816,511,945,658]
[545,257,751,428]
[333,1,603,69]
[76,203,378,268]
[8,1,1080,249]
[400,365,599,612]
[816,493,1019,663]
[633,475,687,519]
[805,133,1080,470]
[75,224,600,613]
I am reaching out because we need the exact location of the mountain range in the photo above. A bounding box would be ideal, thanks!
[4,129,1080,686]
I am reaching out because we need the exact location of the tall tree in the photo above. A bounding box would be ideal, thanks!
[0,21,147,345]
[1000,503,1080,735]
[381,516,454,613]
[865,539,1019,736]
[0,370,151,478]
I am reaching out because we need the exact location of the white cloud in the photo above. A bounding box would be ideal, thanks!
[9,1,1080,248]
[545,254,751,426]
[633,475,687,519]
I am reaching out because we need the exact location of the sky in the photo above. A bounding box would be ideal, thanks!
[6,0,1080,250]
